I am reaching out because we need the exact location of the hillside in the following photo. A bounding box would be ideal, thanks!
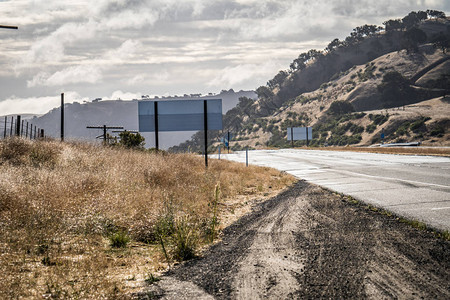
[173,11,449,152]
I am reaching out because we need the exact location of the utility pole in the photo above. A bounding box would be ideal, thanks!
[0,25,18,29]
[227,131,230,153]
[87,125,124,144]
[61,93,64,141]
[203,100,208,167]
[154,101,159,150]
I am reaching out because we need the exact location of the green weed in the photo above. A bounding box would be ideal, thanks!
[144,272,161,285]
[109,230,130,248]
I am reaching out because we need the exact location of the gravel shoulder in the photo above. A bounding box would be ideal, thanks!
[138,181,450,299]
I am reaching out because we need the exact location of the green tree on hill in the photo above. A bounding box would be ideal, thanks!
[327,101,355,115]
[378,71,414,108]
[403,27,428,52]
[402,11,427,29]
[118,131,145,149]
[383,19,403,31]
[426,10,446,19]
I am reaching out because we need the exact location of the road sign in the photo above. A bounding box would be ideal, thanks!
[287,127,312,141]
[223,132,233,145]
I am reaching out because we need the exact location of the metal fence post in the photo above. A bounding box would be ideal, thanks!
[15,115,21,136]
[203,100,208,168]
[291,127,294,147]
[246,146,248,167]
[306,126,309,147]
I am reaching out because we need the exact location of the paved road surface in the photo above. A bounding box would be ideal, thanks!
[214,149,450,231]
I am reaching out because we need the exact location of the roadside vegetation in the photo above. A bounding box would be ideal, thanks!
[0,138,294,298]
[171,10,449,152]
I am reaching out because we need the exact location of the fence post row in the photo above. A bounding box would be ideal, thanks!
[1,115,45,140]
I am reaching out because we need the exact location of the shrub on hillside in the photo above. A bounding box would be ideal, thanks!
[378,71,415,108]
[327,101,355,115]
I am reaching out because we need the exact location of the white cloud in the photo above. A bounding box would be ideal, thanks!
[2,0,450,115]
[27,65,102,87]
[208,61,281,88]
[0,91,86,115]
[103,39,143,62]
[98,9,160,30]
[125,71,170,86]
[22,20,97,66]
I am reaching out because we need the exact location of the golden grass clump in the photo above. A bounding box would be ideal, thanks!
[0,138,294,298]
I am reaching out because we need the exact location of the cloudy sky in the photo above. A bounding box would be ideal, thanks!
[0,0,449,115]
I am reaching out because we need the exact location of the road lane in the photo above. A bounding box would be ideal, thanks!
[214,149,450,231]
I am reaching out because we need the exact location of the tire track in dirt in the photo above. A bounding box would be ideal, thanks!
[140,181,450,299]
[232,184,308,299]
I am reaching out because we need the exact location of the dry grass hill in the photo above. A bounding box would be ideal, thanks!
[172,11,449,152]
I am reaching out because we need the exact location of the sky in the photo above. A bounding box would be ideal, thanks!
[0,0,449,115]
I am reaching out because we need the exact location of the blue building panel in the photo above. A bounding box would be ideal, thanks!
[138,99,223,132]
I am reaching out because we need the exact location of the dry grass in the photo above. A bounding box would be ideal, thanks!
[0,138,294,299]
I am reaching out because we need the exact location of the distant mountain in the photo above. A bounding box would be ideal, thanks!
[25,90,256,149]
[173,11,450,152]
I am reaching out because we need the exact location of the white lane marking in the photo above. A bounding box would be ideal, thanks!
[219,152,450,189]
[431,207,450,210]
[334,169,450,190]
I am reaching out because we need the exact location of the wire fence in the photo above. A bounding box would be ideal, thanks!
[0,115,45,140]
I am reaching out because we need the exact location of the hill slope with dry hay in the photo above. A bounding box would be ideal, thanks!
[171,12,449,152]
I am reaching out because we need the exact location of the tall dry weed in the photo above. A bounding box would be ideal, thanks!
[0,138,294,298]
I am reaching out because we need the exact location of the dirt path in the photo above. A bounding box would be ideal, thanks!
[137,181,450,299]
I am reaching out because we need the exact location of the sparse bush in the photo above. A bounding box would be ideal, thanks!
[430,125,444,137]
[396,121,411,136]
[320,82,329,90]
[410,117,431,132]
[109,230,130,248]
[378,71,414,108]
[366,123,377,133]
[171,216,198,261]
[327,101,355,115]
[144,272,161,284]
[117,131,145,149]
[349,123,364,134]
[369,114,389,125]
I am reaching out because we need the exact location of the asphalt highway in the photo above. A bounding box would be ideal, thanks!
[214,149,450,231]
